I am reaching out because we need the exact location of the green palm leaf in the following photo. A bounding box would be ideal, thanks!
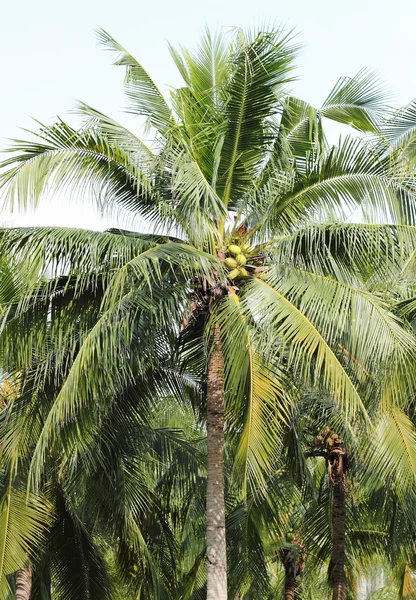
[244,278,369,420]
[212,289,294,492]
[0,478,51,600]
[96,29,175,137]
[321,68,388,133]
[366,406,416,501]
[217,28,297,207]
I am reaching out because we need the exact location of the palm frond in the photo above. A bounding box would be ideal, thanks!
[96,29,175,137]
[365,406,416,502]
[267,265,415,383]
[211,288,295,492]
[0,478,51,600]
[74,101,155,160]
[243,278,369,420]
[0,120,156,222]
[321,68,388,133]
[217,28,297,207]
[258,136,416,233]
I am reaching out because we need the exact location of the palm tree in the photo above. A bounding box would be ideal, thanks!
[0,351,209,598]
[312,429,348,600]
[1,26,416,598]
[279,535,305,600]
[0,258,209,599]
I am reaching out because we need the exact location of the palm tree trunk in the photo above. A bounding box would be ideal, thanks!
[15,564,32,600]
[206,325,227,600]
[280,544,304,600]
[330,448,347,600]
[284,563,296,600]
[331,479,346,600]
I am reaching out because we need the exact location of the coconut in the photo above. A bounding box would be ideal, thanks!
[224,257,238,269]
[236,254,247,266]
[228,244,241,256]
[228,268,240,280]
[315,435,324,445]
[327,438,334,447]
[286,532,294,542]
[331,433,338,440]
[242,243,251,253]
[238,268,249,278]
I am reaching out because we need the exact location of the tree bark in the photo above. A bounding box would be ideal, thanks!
[330,450,347,600]
[280,543,304,600]
[283,560,296,600]
[206,325,227,600]
[16,564,32,600]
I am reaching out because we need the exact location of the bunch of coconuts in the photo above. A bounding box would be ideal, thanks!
[315,427,343,450]
[224,243,252,280]
[285,529,295,543]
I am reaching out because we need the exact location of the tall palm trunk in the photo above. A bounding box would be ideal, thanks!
[283,555,296,600]
[280,540,304,600]
[15,564,32,600]
[329,445,347,600]
[206,325,227,600]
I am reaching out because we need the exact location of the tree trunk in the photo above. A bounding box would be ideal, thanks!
[16,564,32,600]
[280,542,304,600]
[331,479,346,600]
[206,326,227,600]
[283,561,296,600]
[329,448,347,600]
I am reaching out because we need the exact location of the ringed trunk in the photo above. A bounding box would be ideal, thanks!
[329,447,347,600]
[280,543,304,600]
[331,479,346,600]
[15,564,32,600]
[206,325,227,600]
[284,562,296,600]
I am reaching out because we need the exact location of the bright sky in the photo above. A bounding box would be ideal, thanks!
[1,0,415,230]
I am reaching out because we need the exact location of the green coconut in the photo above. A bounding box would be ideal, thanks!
[238,268,249,278]
[228,244,241,256]
[224,257,238,269]
[236,253,247,266]
[242,243,251,253]
[286,532,295,542]
[228,268,240,280]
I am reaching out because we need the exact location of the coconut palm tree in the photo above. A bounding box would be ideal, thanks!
[274,383,416,600]
[0,256,210,599]
[1,26,416,599]
[0,350,209,598]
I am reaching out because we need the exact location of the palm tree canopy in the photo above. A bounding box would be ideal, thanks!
[1,24,416,489]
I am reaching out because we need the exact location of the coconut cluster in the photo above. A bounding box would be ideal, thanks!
[315,427,343,450]
[286,529,295,543]
[224,243,252,280]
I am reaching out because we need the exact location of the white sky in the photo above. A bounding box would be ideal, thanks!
[1,0,416,230]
